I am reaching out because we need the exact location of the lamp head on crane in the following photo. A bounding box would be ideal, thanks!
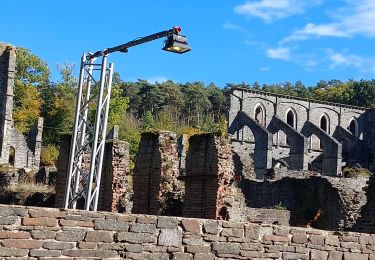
[163,26,192,54]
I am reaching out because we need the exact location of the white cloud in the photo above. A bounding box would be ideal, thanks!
[222,22,246,33]
[327,50,365,69]
[266,47,290,60]
[145,76,170,84]
[234,0,321,22]
[281,0,375,42]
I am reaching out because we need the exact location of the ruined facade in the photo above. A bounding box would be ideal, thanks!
[0,43,43,170]
[228,87,372,179]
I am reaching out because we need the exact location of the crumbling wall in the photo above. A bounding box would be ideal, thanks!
[183,133,237,220]
[132,131,180,215]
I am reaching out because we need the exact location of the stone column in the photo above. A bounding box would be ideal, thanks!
[132,131,180,215]
[183,133,235,220]
[54,135,71,208]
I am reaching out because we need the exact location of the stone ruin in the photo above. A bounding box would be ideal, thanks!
[0,43,43,171]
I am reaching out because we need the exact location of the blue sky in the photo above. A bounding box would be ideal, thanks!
[1,0,374,87]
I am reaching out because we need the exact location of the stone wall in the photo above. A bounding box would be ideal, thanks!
[0,43,43,170]
[228,87,370,177]
[241,175,369,231]
[1,204,375,259]
[132,131,180,215]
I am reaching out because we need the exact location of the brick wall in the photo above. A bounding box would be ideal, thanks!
[0,204,374,259]
[132,131,180,215]
[183,134,235,220]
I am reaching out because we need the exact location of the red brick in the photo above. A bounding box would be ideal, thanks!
[0,231,31,239]
[181,219,201,234]
[2,239,43,249]
[22,217,57,227]
[59,219,94,227]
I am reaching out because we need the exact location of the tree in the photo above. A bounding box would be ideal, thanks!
[13,47,50,132]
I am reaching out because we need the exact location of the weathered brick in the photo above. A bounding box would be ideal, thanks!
[283,252,309,260]
[245,224,260,240]
[309,235,326,245]
[213,242,240,254]
[22,217,57,227]
[292,233,308,244]
[172,252,193,260]
[181,219,201,234]
[62,249,118,258]
[265,244,294,253]
[117,214,137,222]
[343,252,368,260]
[311,249,329,260]
[185,245,211,254]
[126,252,169,260]
[0,231,30,239]
[78,241,97,249]
[60,219,94,227]
[158,217,179,229]
[328,251,343,260]
[85,231,113,242]
[43,242,75,250]
[117,232,156,243]
[203,221,220,235]
[194,253,215,260]
[326,235,340,246]
[55,230,86,242]
[0,207,27,217]
[31,230,56,239]
[125,244,143,253]
[29,209,66,218]
[264,234,289,243]
[241,242,264,251]
[221,227,244,238]
[94,219,129,231]
[2,239,43,249]
[159,229,182,247]
[0,216,18,226]
[0,247,28,257]
[137,216,158,224]
[130,223,157,233]
[30,250,62,257]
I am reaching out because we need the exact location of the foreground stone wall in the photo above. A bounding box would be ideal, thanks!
[0,204,375,259]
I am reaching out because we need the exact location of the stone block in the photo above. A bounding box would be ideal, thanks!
[94,219,129,231]
[0,216,17,225]
[137,216,158,224]
[283,252,309,260]
[30,230,56,239]
[263,234,289,243]
[311,249,329,260]
[343,252,368,260]
[203,221,220,235]
[117,231,157,243]
[194,253,215,260]
[181,219,201,234]
[60,219,94,227]
[292,233,308,244]
[172,252,193,260]
[43,242,75,250]
[29,250,62,257]
[22,217,57,227]
[0,247,28,257]
[130,223,157,233]
[62,249,118,258]
[326,235,340,246]
[2,239,43,249]
[55,230,86,242]
[159,229,183,247]
[328,251,343,260]
[78,242,97,249]
[309,235,326,245]
[85,231,113,242]
[29,209,66,218]
[158,217,179,229]
[0,231,31,239]
[213,242,240,255]
[185,245,211,254]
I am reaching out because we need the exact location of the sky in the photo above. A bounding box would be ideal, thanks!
[1,0,375,87]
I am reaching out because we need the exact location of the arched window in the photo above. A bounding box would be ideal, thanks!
[286,109,297,129]
[320,114,329,133]
[349,118,359,137]
[9,146,15,166]
[254,104,265,126]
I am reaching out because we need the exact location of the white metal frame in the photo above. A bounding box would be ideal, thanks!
[64,54,114,211]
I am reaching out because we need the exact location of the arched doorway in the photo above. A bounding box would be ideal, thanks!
[319,114,329,149]
[9,146,15,166]
[286,109,297,129]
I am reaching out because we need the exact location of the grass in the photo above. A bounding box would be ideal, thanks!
[5,183,55,193]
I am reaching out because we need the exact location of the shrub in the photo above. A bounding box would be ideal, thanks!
[343,166,372,178]
[40,144,59,166]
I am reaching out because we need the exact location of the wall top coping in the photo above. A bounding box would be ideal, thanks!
[230,87,368,111]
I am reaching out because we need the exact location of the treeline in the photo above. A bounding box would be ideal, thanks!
[12,48,375,163]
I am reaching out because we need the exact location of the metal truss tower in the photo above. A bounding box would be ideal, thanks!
[63,26,191,211]
[64,54,114,211]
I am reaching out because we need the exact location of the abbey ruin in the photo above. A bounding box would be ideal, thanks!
[2,40,375,258]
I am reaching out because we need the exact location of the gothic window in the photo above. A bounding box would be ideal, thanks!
[320,114,329,133]
[349,118,359,137]
[254,104,265,126]
[286,109,297,129]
